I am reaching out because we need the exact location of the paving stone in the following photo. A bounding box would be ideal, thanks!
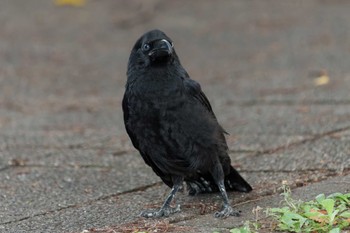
[0,167,339,232]
[233,130,350,172]
[219,105,350,135]
[0,154,159,224]
[175,174,350,231]
[0,0,350,232]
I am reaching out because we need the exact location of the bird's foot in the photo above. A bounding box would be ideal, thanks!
[214,205,240,218]
[140,204,180,218]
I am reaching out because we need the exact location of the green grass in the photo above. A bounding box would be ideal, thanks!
[223,186,350,233]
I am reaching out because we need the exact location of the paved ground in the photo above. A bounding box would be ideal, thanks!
[0,0,350,232]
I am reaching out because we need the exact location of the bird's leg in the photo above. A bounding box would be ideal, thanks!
[210,162,240,218]
[215,179,240,218]
[141,176,183,218]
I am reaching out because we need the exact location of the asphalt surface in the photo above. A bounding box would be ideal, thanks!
[0,1,349,232]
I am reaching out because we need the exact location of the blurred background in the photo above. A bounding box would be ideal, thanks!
[1,0,349,153]
[1,0,350,131]
[1,0,349,135]
[0,0,350,232]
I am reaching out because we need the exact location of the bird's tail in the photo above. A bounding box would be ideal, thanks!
[224,166,252,193]
[187,166,252,195]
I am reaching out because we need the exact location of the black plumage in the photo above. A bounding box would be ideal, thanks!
[122,29,252,218]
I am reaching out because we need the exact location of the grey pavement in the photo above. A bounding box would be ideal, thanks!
[0,0,350,232]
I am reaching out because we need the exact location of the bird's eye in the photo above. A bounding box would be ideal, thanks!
[142,43,151,52]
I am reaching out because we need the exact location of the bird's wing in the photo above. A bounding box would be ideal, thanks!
[182,77,229,136]
[122,94,140,150]
[122,93,173,187]
[182,77,217,119]
[182,76,232,176]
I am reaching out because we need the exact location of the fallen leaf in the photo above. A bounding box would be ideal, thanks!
[9,158,28,166]
[314,75,330,86]
[308,209,328,223]
[54,0,85,7]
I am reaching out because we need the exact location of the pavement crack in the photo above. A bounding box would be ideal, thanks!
[0,182,162,225]
[5,164,114,170]
[229,99,350,106]
[169,170,350,226]
[2,144,130,155]
[229,149,257,153]
[239,168,349,173]
[253,125,350,156]
[0,166,10,172]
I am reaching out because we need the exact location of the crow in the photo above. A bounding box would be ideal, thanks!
[122,29,252,218]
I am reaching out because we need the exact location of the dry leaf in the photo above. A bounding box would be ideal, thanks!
[54,0,85,7]
[9,158,28,166]
[314,75,330,86]
[308,209,328,223]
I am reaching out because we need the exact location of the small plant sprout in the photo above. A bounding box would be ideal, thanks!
[226,186,349,233]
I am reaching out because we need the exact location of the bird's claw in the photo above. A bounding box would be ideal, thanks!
[140,204,181,218]
[214,205,240,218]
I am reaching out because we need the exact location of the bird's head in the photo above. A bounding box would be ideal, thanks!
[128,29,178,70]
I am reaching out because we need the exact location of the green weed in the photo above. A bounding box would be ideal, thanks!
[267,186,350,232]
[224,186,350,233]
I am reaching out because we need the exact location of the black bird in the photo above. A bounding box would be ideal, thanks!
[122,29,252,218]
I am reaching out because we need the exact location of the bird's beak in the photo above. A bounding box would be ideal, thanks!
[148,39,173,61]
